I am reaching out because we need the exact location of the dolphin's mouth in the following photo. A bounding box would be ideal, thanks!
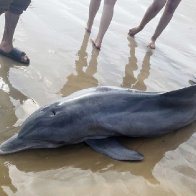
[0,149,7,155]
[0,134,66,155]
[0,134,30,155]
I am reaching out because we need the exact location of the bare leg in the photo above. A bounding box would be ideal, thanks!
[0,11,29,63]
[128,0,166,36]
[93,0,117,49]
[149,0,181,49]
[86,0,101,33]
[0,11,19,52]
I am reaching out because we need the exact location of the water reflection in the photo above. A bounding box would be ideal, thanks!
[0,57,28,137]
[0,57,29,196]
[0,162,16,196]
[61,32,99,96]
[121,37,152,91]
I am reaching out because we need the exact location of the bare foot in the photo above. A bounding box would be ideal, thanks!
[91,39,101,50]
[148,40,156,49]
[128,26,142,37]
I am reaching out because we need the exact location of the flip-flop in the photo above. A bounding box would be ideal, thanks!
[0,48,30,65]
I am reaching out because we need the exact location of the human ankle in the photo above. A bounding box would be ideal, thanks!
[86,20,93,32]
[137,25,144,31]
[0,41,13,52]
[151,36,157,42]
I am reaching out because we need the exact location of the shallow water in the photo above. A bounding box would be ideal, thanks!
[0,0,196,195]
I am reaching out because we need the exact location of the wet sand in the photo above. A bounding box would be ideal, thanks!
[0,0,196,195]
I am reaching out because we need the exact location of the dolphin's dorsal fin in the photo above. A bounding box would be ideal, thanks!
[85,138,144,161]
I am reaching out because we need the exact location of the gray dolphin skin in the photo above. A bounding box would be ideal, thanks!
[0,85,196,161]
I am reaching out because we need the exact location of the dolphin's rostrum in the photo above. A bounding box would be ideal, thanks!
[0,85,196,161]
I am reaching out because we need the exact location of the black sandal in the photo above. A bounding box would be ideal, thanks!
[0,48,30,65]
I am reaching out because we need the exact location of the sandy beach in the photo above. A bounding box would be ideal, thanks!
[0,0,196,195]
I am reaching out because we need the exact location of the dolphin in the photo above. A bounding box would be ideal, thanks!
[0,85,196,161]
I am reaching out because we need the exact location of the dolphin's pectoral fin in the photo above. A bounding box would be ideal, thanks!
[85,138,144,161]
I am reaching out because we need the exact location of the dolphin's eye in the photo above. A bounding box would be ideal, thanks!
[51,110,56,116]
